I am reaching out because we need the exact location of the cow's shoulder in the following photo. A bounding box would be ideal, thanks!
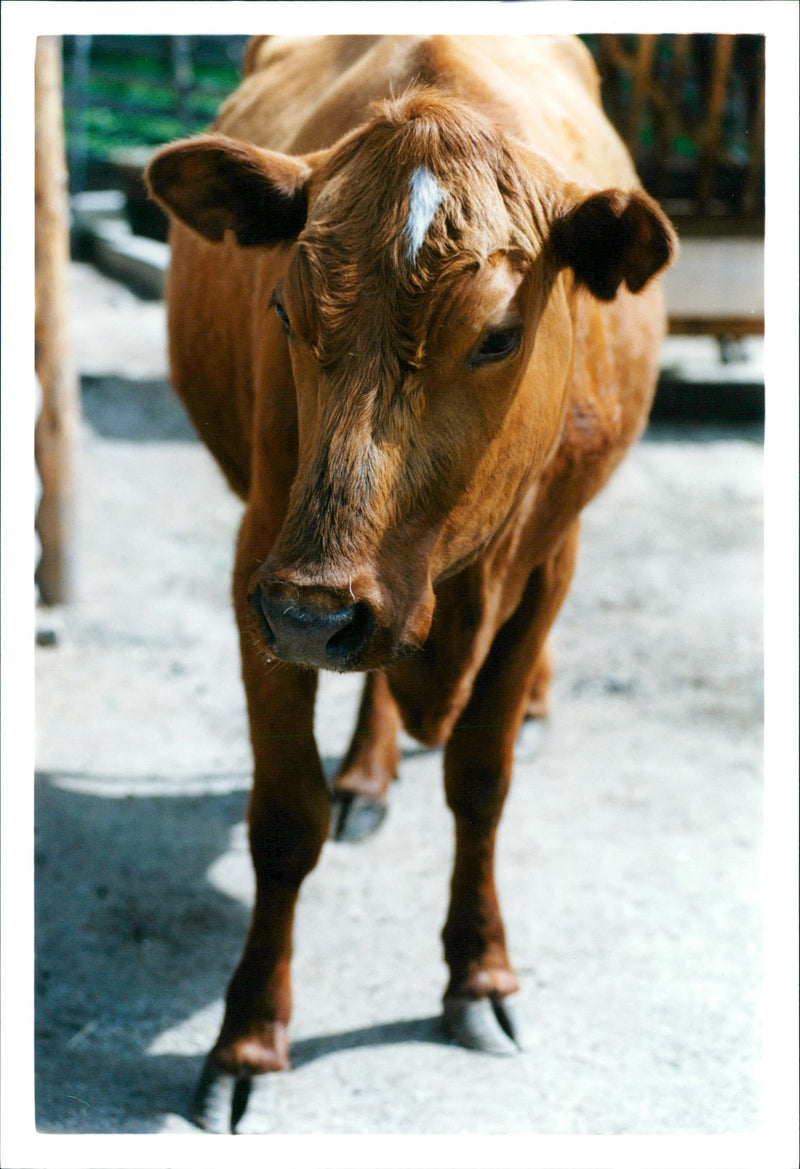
[541,283,666,516]
[539,36,601,103]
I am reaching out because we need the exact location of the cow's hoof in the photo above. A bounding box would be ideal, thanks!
[191,1059,277,1134]
[230,1074,278,1134]
[191,1058,237,1132]
[330,790,387,842]
[443,994,532,1056]
[490,994,534,1051]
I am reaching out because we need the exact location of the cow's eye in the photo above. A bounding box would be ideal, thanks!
[469,326,521,369]
[274,301,291,335]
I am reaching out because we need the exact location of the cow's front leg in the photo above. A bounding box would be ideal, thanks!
[330,671,401,842]
[192,532,330,1133]
[441,523,579,1055]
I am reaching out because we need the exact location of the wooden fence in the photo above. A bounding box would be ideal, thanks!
[585,34,764,232]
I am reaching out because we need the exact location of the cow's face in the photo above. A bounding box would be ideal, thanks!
[147,92,675,672]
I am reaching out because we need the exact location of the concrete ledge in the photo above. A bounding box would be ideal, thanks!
[91,222,168,300]
[663,237,764,337]
[72,193,168,300]
[654,334,764,421]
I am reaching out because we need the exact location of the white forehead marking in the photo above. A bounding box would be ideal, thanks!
[405,165,447,262]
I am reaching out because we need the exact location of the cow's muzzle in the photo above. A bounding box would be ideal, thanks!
[249,583,376,671]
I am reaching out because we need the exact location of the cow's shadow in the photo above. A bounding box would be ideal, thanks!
[33,760,450,1134]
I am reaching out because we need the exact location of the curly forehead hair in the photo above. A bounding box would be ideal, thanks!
[290,88,542,372]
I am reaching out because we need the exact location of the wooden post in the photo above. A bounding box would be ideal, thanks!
[35,35,79,604]
[697,35,735,213]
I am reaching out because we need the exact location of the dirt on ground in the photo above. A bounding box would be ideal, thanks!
[33,262,764,1140]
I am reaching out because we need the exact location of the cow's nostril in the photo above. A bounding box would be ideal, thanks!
[249,585,375,669]
[325,601,374,664]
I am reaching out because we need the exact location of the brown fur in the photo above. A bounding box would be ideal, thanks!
[146,35,675,1096]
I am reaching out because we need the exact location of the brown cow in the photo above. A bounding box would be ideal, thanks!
[146,34,676,1132]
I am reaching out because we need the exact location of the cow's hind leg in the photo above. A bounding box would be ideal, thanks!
[330,671,401,842]
[525,638,553,720]
[441,523,579,1054]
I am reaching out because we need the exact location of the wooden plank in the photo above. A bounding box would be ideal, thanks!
[35,36,80,604]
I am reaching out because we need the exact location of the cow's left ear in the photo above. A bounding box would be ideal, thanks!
[145,134,316,246]
[551,187,677,300]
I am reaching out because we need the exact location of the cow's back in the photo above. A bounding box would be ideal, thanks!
[218,36,635,188]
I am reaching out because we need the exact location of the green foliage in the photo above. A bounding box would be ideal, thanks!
[63,35,245,173]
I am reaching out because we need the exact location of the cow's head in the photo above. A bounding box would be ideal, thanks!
[147,90,675,672]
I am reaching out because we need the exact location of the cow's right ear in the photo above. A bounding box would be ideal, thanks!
[145,134,313,246]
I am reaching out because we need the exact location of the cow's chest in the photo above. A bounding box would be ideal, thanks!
[386,541,533,747]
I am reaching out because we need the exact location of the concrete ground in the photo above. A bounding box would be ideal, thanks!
[33,263,764,1141]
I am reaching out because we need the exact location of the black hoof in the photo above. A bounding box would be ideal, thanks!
[443,994,533,1055]
[191,1058,277,1134]
[191,1058,238,1133]
[330,790,387,842]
